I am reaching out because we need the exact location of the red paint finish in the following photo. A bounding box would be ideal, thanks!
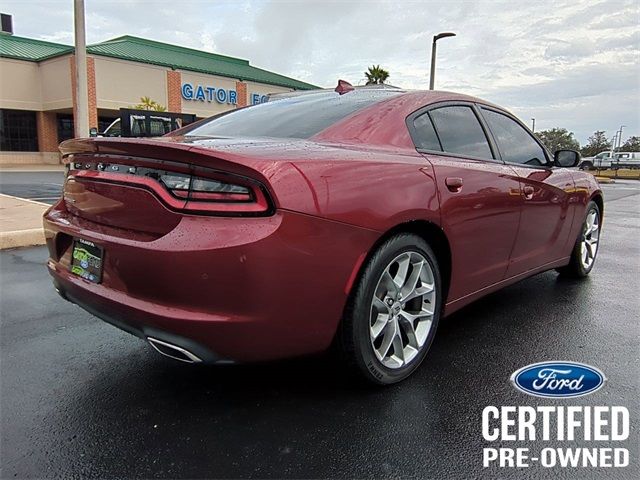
[423,154,522,300]
[506,166,576,276]
[64,176,184,236]
[44,90,602,362]
[45,203,379,362]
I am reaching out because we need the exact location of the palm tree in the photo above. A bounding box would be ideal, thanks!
[134,96,167,111]
[365,65,390,85]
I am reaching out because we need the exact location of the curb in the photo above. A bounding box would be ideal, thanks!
[0,228,46,250]
[595,177,614,184]
[0,193,51,207]
[0,193,49,250]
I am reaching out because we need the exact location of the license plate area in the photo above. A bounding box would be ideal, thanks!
[70,238,104,283]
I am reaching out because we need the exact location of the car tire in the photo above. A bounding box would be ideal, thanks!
[579,161,593,170]
[556,200,601,278]
[338,233,442,385]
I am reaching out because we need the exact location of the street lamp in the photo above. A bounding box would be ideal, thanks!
[617,125,626,150]
[429,32,456,90]
[531,118,536,132]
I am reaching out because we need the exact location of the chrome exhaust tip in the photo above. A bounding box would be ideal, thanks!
[147,337,203,363]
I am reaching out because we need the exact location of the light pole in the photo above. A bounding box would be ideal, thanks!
[429,32,456,90]
[73,0,89,138]
[617,125,626,150]
[531,118,536,132]
[610,131,621,159]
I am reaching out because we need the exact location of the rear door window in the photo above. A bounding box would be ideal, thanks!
[428,106,493,159]
[481,108,548,166]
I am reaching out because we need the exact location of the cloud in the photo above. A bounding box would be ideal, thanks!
[544,39,598,61]
[1,0,638,143]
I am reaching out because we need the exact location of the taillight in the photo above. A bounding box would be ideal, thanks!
[160,174,252,202]
[64,156,273,216]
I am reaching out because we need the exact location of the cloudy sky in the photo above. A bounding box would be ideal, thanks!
[3,0,639,143]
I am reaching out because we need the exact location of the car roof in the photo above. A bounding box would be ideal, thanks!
[272,87,498,108]
[312,89,506,150]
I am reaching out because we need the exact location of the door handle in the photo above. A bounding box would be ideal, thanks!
[523,185,535,200]
[445,177,463,192]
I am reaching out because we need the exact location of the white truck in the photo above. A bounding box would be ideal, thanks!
[611,152,640,169]
[580,151,640,170]
[579,151,614,169]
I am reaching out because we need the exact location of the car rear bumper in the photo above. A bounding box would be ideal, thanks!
[44,201,378,363]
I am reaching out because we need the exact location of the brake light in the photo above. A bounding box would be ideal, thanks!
[64,157,273,216]
[179,172,271,214]
[160,174,252,202]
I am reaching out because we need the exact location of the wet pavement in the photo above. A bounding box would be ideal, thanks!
[0,171,64,205]
[0,178,638,479]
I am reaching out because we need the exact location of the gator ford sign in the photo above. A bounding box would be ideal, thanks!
[182,83,237,105]
[511,361,606,398]
[182,83,269,105]
[250,93,269,105]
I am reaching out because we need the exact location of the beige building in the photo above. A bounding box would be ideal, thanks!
[0,33,317,165]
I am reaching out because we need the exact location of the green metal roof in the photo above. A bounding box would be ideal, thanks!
[0,34,73,61]
[0,33,318,90]
[86,36,317,90]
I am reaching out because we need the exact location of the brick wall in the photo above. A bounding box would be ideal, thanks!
[69,55,76,121]
[167,70,182,112]
[87,57,97,129]
[236,81,247,107]
[36,112,59,152]
[69,55,98,135]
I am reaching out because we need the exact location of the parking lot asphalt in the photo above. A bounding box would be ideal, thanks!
[0,175,639,479]
[0,171,65,205]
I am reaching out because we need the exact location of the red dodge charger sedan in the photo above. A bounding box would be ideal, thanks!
[44,87,603,384]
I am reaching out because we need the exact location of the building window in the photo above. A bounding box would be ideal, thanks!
[98,116,118,134]
[0,109,38,151]
[57,114,74,143]
[57,115,119,142]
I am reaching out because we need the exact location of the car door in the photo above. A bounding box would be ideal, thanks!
[478,106,575,277]
[408,103,522,302]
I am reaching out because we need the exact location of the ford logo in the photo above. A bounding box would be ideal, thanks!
[511,361,605,398]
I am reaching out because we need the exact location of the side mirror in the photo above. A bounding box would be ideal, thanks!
[89,127,98,137]
[554,149,580,168]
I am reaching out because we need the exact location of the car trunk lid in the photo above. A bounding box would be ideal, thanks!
[59,137,275,236]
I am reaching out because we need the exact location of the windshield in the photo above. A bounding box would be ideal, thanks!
[182,89,402,139]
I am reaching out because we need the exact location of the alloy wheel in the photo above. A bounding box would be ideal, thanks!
[581,208,600,270]
[369,251,436,369]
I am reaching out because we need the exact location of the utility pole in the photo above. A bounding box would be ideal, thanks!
[74,0,89,138]
[531,118,535,132]
[429,32,456,90]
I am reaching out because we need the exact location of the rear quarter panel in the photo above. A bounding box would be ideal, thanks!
[262,149,441,232]
[183,139,441,231]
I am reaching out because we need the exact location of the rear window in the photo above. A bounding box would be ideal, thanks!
[183,90,401,139]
